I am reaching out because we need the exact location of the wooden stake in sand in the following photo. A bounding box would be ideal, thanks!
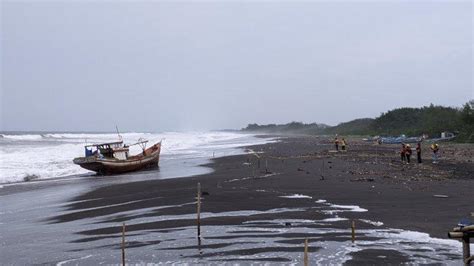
[121,222,126,266]
[448,224,474,265]
[197,182,201,238]
[462,236,471,266]
[351,220,356,243]
[304,238,309,266]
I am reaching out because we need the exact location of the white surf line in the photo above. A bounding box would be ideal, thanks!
[60,197,104,206]
[279,194,313,199]
[225,173,280,183]
[311,199,470,262]
[319,217,348,222]
[359,219,384,226]
[325,204,368,212]
[56,254,93,266]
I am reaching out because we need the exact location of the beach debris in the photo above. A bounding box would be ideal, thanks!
[458,218,473,227]
[433,194,449,198]
[23,174,39,182]
[297,168,304,172]
[350,177,375,182]
[201,191,210,196]
[285,222,292,227]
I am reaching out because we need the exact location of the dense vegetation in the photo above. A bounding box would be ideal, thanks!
[243,122,329,135]
[242,101,474,142]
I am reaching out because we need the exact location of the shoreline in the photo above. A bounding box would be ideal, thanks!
[1,135,473,264]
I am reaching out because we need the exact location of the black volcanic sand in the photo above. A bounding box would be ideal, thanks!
[52,136,474,264]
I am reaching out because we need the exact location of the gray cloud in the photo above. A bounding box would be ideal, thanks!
[1,1,472,132]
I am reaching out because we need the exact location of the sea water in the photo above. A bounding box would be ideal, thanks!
[0,131,273,183]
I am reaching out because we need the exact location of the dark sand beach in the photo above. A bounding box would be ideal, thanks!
[2,135,473,264]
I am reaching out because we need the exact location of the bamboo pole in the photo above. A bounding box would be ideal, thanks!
[265,159,268,173]
[121,222,126,266]
[351,220,356,243]
[304,238,309,266]
[197,182,201,238]
[462,236,471,266]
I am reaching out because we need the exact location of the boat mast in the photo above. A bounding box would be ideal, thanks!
[116,125,123,141]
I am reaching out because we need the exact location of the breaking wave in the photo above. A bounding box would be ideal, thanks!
[0,131,274,184]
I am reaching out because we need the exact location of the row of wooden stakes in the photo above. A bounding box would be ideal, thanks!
[118,183,358,265]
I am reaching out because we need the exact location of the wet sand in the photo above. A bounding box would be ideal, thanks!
[59,136,473,233]
[2,135,473,264]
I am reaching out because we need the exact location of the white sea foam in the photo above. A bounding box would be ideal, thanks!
[326,204,368,212]
[359,219,384,226]
[0,131,275,183]
[56,255,93,266]
[0,134,44,141]
[279,194,313,199]
[320,217,348,222]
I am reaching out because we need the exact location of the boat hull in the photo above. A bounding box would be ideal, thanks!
[73,142,161,175]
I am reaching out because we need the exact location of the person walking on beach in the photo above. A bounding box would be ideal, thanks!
[431,143,439,164]
[400,144,406,163]
[405,144,412,163]
[341,138,347,151]
[416,142,422,163]
[334,137,339,151]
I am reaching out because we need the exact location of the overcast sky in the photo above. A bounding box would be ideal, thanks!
[1,1,472,132]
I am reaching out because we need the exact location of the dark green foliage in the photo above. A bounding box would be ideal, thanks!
[242,121,329,134]
[457,100,474,142]
[325,118,374,135]
[242,101,474,142]
[371,105,462,137]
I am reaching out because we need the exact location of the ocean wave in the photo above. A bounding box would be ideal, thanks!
[0,132,276,184]
[0,134,44,141]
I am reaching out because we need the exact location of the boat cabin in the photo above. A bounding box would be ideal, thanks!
[84,141,129,160]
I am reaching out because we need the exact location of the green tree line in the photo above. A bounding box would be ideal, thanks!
[242,100,474,142]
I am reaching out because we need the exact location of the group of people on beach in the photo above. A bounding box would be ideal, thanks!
[400,142,439,164]
[334,137,347,151]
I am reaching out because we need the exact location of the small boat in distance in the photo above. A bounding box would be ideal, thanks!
[73,139,161,175]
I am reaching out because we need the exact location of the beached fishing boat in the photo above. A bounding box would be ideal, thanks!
[73,139,161,175]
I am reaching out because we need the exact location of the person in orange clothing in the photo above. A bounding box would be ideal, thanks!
[341,138,347,151]
[405,144,412,163]
[400,144,406,163]
[431,143,439,163]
